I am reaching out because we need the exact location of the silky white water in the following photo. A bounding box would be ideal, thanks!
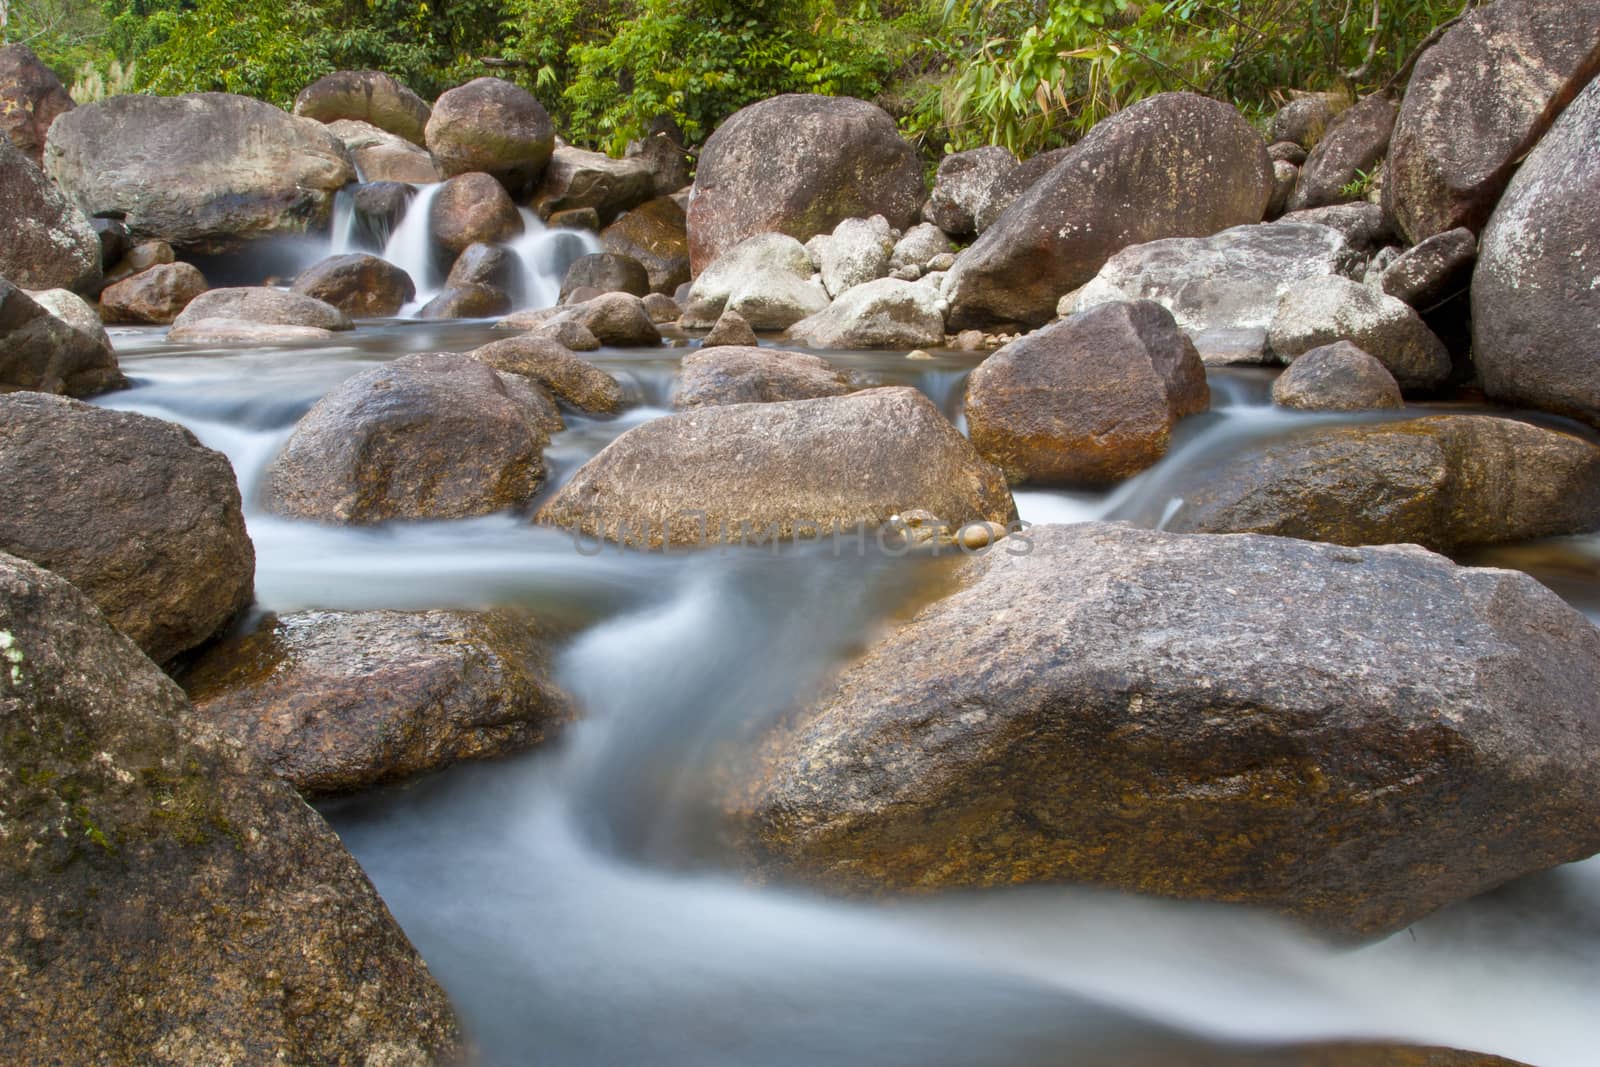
[97,324,1600,1065]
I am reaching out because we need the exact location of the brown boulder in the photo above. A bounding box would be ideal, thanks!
[1271,341,1403,411]
[0,44,74,165]
[0,279,124,397]
[293,69,431,146]
[1287,94,1396,211]
[1384,0,1600,242]
[945,93,1273,329]
[540,387,1014,548]
[728,522,1600,939]
[99,262,210,325]
[324,118,443,184]
[560,252,650,301]
[674,346,859,408]
[964,300,1209,487]
[182,609,576,796]
[425,76,555,191]
[289,252,414,317]
[430,170,524,255]
[446,242,523,293]
[468,334,624,415]
[922,146,1018,238]
[263,352,549,523]
[688,94,924,274]
[700,307,759,347]
[0,553,460,1064]
[1166,415,1600,552]
[0,130,101,293]
[0,393,253,663]
[553,291,661,347]
[534,145,655,225]
[169,286,352,340]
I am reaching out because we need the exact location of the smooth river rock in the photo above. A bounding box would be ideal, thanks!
[183,609,576,796]
[786,278,945,350]
[425,76,555,191]
[99,262,209,325]
[539,387,1015,548]
[290,252,415,317]
[1270,341,1403,411]
[600,195,692,294]
[0,552,460,1063]
[169,286,353,342]
[728,522,1600,939]
[468,335,625,415]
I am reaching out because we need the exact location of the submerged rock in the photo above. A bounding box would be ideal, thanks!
[728,522,1600,939]
[263,352,550,523]
[0,393,252,663]
[687,94,924,273]
[0,279,123,397]
[0,552,461,1063]
[539,387,1014,548]
[945,93,1272,328]
[965,300,1209,487]
[1270,341,1403,411]
[183,609,576,796]
[1166,415,1600,552]
[674,346,860,408]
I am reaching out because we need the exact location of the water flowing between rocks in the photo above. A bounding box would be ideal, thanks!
[96,323,1600,1067]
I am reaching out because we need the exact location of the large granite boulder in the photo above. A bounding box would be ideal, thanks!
[1166,415,1600,552]
[263,352,550,523]
[964,300,1209,487]
[1287,94,1396,211]
[674,346,859,408]
[786,278,945,350]
[182,609,576,796]
[539,387,1014,548]
[293,69,431,145]
[0,552,460,1064]
[922,146,1018,237]
[1473,75,1600,427]
[0,133,102,293]
[728,522,1600,939]
[535,145,655,225]
[1384,0,1600,242]
[1269,276,1450,390]
[600,196,692,294]
[0,279,124,397]
[425,76,555,191]
[1070,223,1363,333]
[680,233,830,330]
[687,94,924,273]
[44,93,355,254]
[0,393,253,663]
[290,252,415,317]
[0,44,74,165]
[944,93,1273,328]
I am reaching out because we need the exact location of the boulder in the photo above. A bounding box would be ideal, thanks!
[166,321,337,345]
[625,128,692,198]
[674,346,859,408]
[1269,92,1344,149]
[1268,142,1309,165]
[425,76,555,191]
[170,287,352,343]
[964,300,1209,487]
[468,335,624,415]
[687,94,924,273]
[1071,223,1363,333]
[818,216,895,297]
[430,171,523,255]
[1473,76,1600,427]
[417,284,511,320]
[290,252,414,317]
[1267,161,1298,219]
[182,609,575,796]
[560,252,650,301]
[26,288,109,352]
[641,292,680,323]
[1268,276,1450,390]
[0,132,102,293]
[352,180,415,245]
[786,278,945,350]
[599,196,692,294]
[1191,326,1271,366]
[1167,415,1600,551]
[535,145,654,225]
[263,352,549,524]
[922,146,1018,237]
[539,387,1014,548]
[1270,341,1404,411]
[293,70,431,146]
[0,279,123,397]
[1384,0,1600,242]
[681,233,830,330]
[0,44,74,165]
[1377,227,1476,309]
[1287,94,1396,211]
[90,216,130,270]
[445,242,522,294]
[549,207,601,231]
[891,222,955,270]
[0,553,460,1063]
[1273,202,1394,253]
[551,291,661,347]
[324,118,443,184]
[0,393,252,662]
[101,239,174,289]
[972,146,1072,234]
[945,93,1273,329]
[99,262,210,325]
[44,93,354,254]
[727,522,1600,939]
[700,307,759,347]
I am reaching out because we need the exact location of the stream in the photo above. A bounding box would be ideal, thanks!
[94,319,1600,1067]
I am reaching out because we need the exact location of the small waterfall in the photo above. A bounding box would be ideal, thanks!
[506,210,601,311]
[328,186,358,256]
[382,181,448,311]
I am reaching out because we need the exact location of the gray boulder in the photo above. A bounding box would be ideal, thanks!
[324,118,442,184]
[293,69,431,145]
[891,222,956,269]
[700,307,760,348]
[1378,227,1476,309]
[535,145,654,225]
[170,287,352,342]
[430,170,524,255]
[1269,275,1450,390]
[922,146,1018,237]
[786,278,945,350]
[0,132,101,293]
[971,146,1071,234]
[681,233,829,330]
[1287,94,1396,211]
[0,279,123,397]
[818,216,894,297]
[1269,92,1343,149]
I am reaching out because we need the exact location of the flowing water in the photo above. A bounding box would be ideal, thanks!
[95,322,1600,1066]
